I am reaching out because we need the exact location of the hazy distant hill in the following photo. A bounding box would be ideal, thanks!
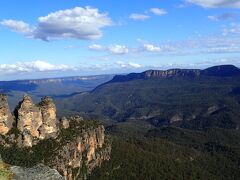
[0,74,114,110]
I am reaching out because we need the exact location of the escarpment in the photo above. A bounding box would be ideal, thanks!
[0,94,111,180]
[0,94,13,135]
[49,117,111,179]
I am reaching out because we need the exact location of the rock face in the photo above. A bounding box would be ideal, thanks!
[10,164,64,180]
[15,95,43,147]
[0,94,13,135]
[143,69,201,78]
[38,96,58,139]
[49,118,111,179]
[61,117,70,129]
[170,114,183,123]
[0,94,111,180]
[108,65,240,84]
[14,95,58,147]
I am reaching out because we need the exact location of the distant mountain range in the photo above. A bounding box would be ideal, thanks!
[55,65,240,129]
[1,65,240,179]
[54,65,240,179]
[107,65,240,84]
[0,74,114,110]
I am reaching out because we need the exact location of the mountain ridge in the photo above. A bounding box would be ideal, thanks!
[105,65,240,85]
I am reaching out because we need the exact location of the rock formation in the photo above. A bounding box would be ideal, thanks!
[13,95,58,147]
[0,94,13,135]
[10,164,64,180]
[15,95,43,147]
[170,114,183,123]
[61,117,70,129]
[49,117,111,179]
[0,94,111,180]
[38,96,58,139]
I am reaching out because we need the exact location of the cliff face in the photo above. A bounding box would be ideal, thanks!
[143,69,201,78]
[50,117,111,179]
[107,65,240,85]
[38,96,58,140]
[14,95,58,147]
[0,94,111,180]
[0,94,13,135]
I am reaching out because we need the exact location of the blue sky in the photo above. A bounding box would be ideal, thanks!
[0,0,240,80]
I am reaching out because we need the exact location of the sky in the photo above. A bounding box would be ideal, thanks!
[0,0,240,80]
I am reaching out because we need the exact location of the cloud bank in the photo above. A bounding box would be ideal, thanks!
[1,7,112,41]
[0,60,143,76]
[187,0,240,8]
[0,61,73,74]
[208,13,237,21]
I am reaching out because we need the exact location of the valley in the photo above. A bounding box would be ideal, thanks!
[0,65,240,179]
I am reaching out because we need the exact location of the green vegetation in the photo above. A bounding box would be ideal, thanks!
[2,67,240,179]
[77,70,240,179]
[89,128,240,180]
[0,159,12,180]
[0,120,100,167]
[56,76,240,130]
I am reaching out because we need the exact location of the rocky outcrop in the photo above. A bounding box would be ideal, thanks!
[15,95,43,147]
[49,118,111,179]
[13,95,58,147]
[10,164,64,180]
[38,96,58,140]
[61,117,70,129]
[206,105,222,115]
[0,94,13,135]
[0,94,111,180]
[170,114,183,123]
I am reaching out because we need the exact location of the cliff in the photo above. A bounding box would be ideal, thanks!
[0,94,13,135]
[0,94,111,180]
[13,95,58,147]
[49,117,111,179]
[106,65,240,84]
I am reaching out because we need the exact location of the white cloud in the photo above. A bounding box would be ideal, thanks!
[139,34,240,55]
[1,20,32,34]
[88,44,104,51]
[208,16,219,21]
[143,44,162,52]
[1,6,112,41]
[115,61,142,68]
[129,13,150,21]
[108,45,129,55]
[222,23,240,35]
[64,45,79,49]
[208,13,236,21]
[150,8,167,16]
[0,60,73,74]
[88,44,129,55]
[128,62,142,68]
[186,0,240,8]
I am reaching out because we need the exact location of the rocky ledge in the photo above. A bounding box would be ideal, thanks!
[10,164,64,180]
[0,94,111,180]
